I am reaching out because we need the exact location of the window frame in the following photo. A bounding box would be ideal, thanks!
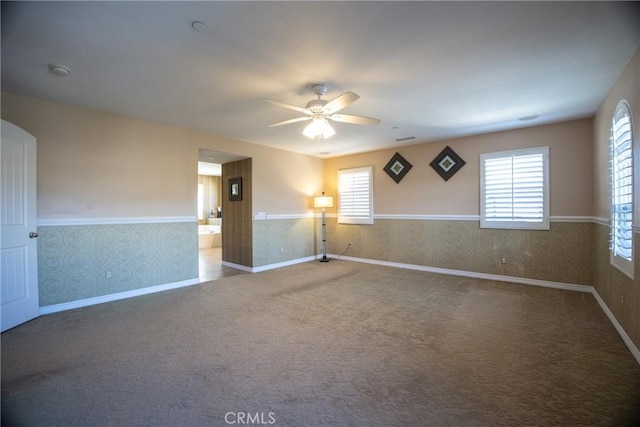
[337,166,374,225]
[610,100,634,279]
[480,147,550,230]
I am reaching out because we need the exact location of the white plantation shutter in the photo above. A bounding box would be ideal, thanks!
[338,166,373,224]
[610,101,633,278]
[480,147,549,230]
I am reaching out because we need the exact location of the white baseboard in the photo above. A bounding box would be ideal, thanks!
[39,278,200,315]
[233,252,591,293]
[220,261,254,273]
[222,255,319,273]
[37,253,640,367]
[590,289,640,365]
[330,254,640,365]
[252,255,320,272]
[331,255,592,293]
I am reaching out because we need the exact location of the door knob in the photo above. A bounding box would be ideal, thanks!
[29,232,39,239]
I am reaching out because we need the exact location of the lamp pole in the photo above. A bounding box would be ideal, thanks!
[314,192,333,263]
[320,206,329,262]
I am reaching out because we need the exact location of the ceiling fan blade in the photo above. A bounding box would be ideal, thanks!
[267,116,311,127]
[323,91,360,114]
[264,98,310,115]
[329,114,380,126]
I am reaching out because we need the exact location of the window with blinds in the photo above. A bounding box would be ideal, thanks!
[610,100,634,278]
[338,166,374,225]
[480,147,549,230]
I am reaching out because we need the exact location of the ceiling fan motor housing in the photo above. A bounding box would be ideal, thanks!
[306,99,328,114]
[311,84,328,96]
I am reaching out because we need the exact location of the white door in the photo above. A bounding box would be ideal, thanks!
[1,120,38,332]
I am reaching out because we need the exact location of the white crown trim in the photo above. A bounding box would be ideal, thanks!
[38,216,197,226]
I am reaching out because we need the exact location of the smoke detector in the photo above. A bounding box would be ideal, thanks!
[48,64,71,77]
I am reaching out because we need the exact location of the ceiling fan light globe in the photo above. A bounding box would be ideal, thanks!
[322,122,336,139]
[303,117,335,139]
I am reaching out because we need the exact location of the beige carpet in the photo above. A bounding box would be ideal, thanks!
[2,260,639,426]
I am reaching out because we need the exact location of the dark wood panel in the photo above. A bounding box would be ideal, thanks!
[222,158,252,267]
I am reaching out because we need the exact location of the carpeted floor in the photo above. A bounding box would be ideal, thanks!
[2,260,639,426]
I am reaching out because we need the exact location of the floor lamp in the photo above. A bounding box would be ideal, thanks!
[314,192,334,262]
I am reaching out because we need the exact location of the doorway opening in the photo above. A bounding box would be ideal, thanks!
[197,159,222,281]
[197,149,247,282]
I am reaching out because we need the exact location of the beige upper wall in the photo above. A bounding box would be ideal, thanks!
[1,92,324,219]
[594,48,640,220]
[1,90,597,220]
[324,118,594,217]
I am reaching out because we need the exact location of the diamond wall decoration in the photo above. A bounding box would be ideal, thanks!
[430,146,466,181]
[383,152,413,183]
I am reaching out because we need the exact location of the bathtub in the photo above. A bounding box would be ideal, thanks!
[198,224,222,249]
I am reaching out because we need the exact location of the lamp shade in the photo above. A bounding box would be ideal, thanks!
[314,193,334,208]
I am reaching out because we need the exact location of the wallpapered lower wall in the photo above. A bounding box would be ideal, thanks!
[36,217,638,353]
[253,218,317,267]
[593,223,640,352]
[251,218,594,287]
[326,219,594,287]
[38,222,199,306]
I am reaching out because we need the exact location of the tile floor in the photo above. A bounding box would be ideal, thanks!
[198,247,247,282]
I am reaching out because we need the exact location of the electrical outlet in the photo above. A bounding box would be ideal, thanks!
[280,247,284,253]
[500,257,507,264]
[348,243,353,249]
[105,270,112,279]
[621,293,625,306]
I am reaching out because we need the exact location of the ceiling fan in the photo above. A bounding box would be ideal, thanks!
[265,84,380,139]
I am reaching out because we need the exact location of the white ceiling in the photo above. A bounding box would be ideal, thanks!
[198,161,221,176]
[2,2,639,158]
